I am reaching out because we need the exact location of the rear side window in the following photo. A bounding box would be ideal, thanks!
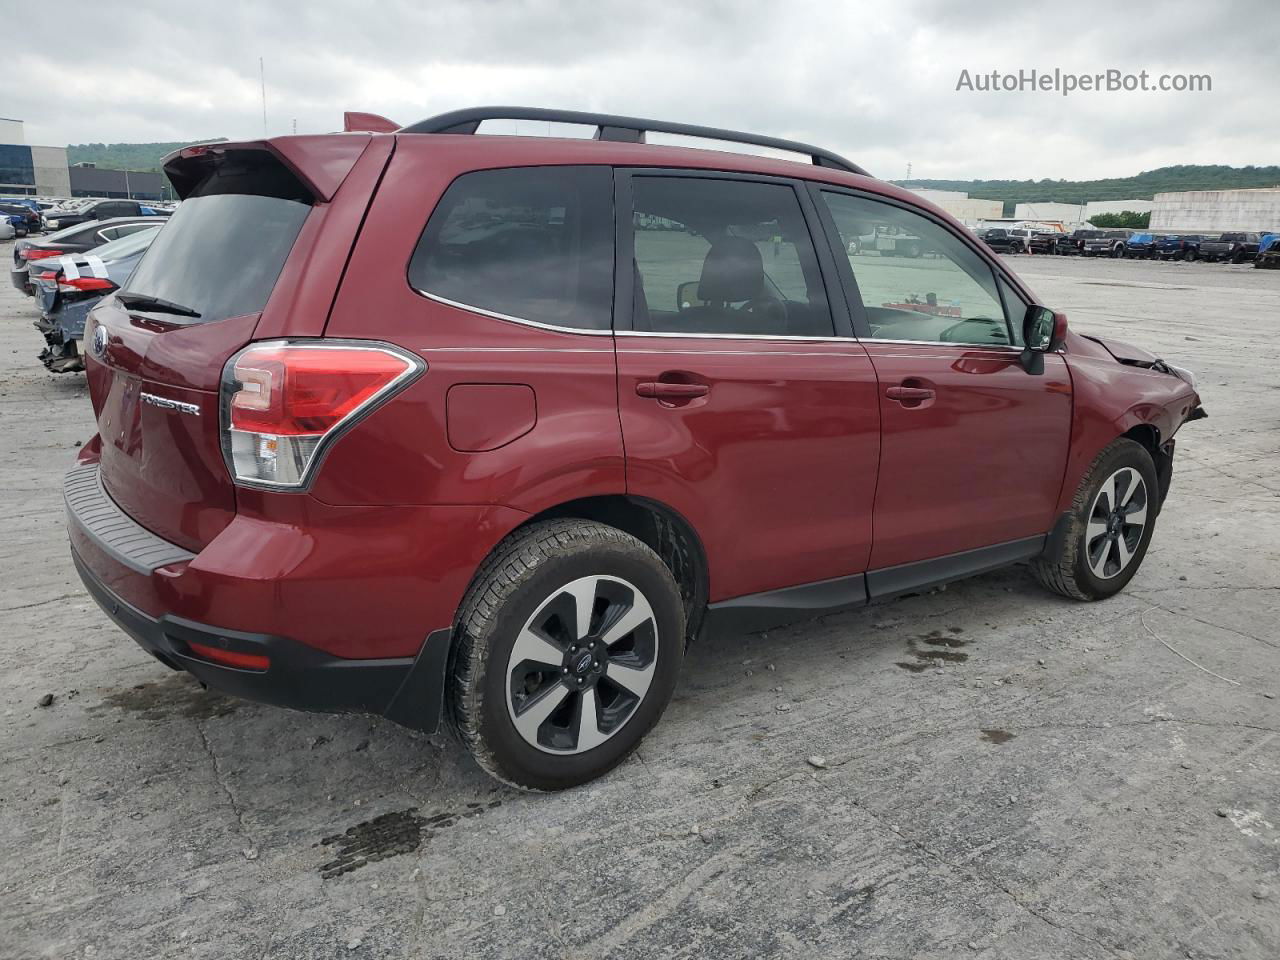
[629,176,833,337]
[121,158,311,325]
[408,166,614,331]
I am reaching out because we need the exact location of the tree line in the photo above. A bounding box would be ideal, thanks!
[899,165,1280,207]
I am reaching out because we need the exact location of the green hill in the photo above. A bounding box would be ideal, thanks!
[896,164,1280,211]
[66,139,228,173]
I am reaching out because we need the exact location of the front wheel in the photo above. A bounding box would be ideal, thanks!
[450,519,685,790]
[1032,438,1159,601]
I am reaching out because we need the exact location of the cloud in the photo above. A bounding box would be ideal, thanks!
[13,0,1279,180]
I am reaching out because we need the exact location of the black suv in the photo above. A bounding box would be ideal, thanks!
[1029,230,1068,255]
[979,227,1033,254]
[1155,235,1204,261]
[46,199,166,230]
[1199,233,1261,263]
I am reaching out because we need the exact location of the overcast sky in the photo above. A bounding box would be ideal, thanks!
[11,0,1278,181]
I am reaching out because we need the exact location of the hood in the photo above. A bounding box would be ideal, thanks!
[1081,335,1160,366]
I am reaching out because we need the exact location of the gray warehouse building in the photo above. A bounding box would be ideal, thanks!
[2,117,164,200]
[68,164,165,201]
[1150,188,1280,232]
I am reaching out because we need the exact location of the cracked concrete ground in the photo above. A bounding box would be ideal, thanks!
[1,245,1278,960]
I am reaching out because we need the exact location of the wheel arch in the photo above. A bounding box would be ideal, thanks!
[492,495,710,642]
[1121,422,1173,509]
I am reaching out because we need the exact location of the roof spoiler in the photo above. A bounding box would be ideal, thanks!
[161,136,372,202]
[343,111,399,133]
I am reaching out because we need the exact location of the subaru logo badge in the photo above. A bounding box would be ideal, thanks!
[91,324,108,357]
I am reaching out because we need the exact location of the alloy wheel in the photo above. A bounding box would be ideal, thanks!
[505,575,659,754]
[1085,467,1149,580]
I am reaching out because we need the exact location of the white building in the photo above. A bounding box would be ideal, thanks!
[1013,199,1153,224]
[1150,189,1280,232]
[909,188,1004,224]
[0,117,24,143]
[0,119,71,197]
[1014,201,1088,223]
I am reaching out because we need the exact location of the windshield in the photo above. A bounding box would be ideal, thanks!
[89,226,162,261]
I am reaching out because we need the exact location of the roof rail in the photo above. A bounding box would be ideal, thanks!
[398,106,869,177]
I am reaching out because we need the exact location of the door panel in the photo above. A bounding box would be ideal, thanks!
[863,342,1072,569]
[617,338,880,601]
[810,186,1074,570]
[617,170,880,603]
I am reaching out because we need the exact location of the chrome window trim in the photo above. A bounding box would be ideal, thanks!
[615,330,854,343]
[419,289,1044,350]
[416,289,614,337]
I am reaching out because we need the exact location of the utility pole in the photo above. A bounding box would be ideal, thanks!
[292,118,297,135]
[260,57,268,135]
[124,168,131,199]
[905,161,912,180]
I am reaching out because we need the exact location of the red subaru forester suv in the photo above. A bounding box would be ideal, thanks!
[67,108,1204,790]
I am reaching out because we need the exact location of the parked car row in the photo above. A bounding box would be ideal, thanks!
[977,224,1280,265]
[7,215,166,372]
[0,194,173,236]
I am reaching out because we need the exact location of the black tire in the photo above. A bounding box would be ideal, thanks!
[450,519,685,791]
[1031,438,1159,601]
[904,241,922,258]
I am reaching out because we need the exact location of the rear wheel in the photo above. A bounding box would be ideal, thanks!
[1032,438,1158,601]
[450,519,685,790]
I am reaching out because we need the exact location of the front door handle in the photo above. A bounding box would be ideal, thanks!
[637,382,709,400]
[885,385,936,402]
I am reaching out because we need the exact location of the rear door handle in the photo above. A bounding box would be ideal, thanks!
[637,382,709,399]
[885,385,936,402]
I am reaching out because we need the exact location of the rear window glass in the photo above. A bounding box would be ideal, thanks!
[408,166,614,331]
[89,226,161,261]
[121,161,311,325]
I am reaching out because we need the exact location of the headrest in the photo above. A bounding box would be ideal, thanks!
[697,236,765,303]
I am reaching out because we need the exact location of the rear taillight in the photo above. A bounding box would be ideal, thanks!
[23,249,62,260]
[58,276,115,293]
[220,341,424,489]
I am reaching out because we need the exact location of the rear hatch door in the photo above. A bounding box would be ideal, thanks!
[84,136,384,552]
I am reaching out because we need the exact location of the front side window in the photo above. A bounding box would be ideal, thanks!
[821,192,1012,346]
[409,166,614,331]
[630,176,834,337]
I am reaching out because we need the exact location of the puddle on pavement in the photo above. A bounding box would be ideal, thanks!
[95,672,238,721]
[896,629,971,672]
[980,729,1015,745]
[319,800,503,879]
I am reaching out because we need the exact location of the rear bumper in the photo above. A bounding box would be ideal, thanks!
[64,449,525,731]
[73,549,451,729]
[10,264,32,295]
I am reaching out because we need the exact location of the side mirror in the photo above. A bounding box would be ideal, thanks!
[1020,305,1067,373]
